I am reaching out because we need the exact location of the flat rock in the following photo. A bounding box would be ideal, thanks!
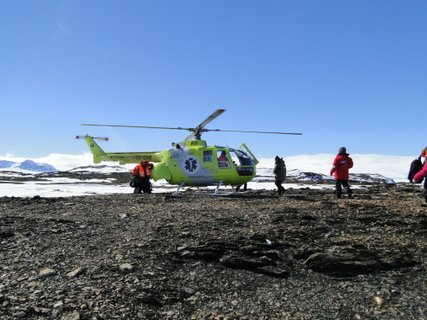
[38,268,56,278]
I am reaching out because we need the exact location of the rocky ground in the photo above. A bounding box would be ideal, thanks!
[1,184,427,319]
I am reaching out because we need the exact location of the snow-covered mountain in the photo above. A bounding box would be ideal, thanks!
[0,160,16,168]
[0,160,57,172]
[18,160,57,172]
[256,167,395,184]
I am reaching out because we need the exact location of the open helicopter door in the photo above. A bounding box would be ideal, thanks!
[238,143,258,165]
[223,143,257,178]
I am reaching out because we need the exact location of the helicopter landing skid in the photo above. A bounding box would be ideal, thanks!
[212,182,239,197]
[172,182,186,195]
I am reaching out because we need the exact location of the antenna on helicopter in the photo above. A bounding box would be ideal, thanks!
[81,108,302,139]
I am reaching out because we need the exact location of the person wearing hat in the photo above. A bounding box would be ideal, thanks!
[273,156,286,195]
[330,147,353,198]
[413,147,427,204]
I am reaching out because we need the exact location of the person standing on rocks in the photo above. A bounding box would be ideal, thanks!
[414,147,427,204]
[273,156,286,195]
[408,155,423,183]
[235,183,247,192]
[330,147,353,198]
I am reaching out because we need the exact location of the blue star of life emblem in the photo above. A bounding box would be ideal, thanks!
[184,157,198,172]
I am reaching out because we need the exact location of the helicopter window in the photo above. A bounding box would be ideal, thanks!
[229,149,254,175]
[203,150,213,162]
[217,150,230,168]
[235,150,253,166]
[229,150,240,167]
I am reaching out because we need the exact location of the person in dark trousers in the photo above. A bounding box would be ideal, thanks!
[408,156,423,183]
[414,147,427,204]
[330,147,353,198]
[273,156,286,195]
[131,160,152,194]
[235,183,247,192]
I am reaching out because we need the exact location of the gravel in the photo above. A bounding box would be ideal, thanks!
[0,184,426,319]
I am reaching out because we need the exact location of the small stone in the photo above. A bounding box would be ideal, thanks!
[374,296,384,306]
[32,306,51,314]
[61,310,80,320]
[119,263,134,273]
[38,268,56,278]
[67,267,86,278]
[14,311,27,318]
[183,287,195,295]
[27,281,39,288]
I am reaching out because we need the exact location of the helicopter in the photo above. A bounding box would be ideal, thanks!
[77,109,301,194]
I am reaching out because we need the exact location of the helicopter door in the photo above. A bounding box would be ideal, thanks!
[229,149,255,176]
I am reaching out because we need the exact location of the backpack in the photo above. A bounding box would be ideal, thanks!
[129,174,143,188]
[408,157,423,181]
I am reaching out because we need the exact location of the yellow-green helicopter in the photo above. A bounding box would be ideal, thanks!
[77,109,301,193]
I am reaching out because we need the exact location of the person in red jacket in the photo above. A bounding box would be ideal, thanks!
[131,160,152,194]
[413,147,427,204]
[330,147,354,198]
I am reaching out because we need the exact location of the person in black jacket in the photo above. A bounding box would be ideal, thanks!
[273,156,286,195]
[408,156,423,183]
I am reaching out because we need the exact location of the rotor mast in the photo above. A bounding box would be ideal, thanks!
[185,109,225,140]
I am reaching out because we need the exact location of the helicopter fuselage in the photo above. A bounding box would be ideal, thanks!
[153,140,256,186]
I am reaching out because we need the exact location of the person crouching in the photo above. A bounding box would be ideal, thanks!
[330,147,353,199]
[131,160,152,194]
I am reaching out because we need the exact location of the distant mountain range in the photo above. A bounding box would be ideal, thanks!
[0,160,57,172]
[0,161,397,185]
[256,168,396,185]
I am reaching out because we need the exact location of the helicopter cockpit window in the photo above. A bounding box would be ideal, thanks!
[217,150,230,168]
[203,150,213,162]
[229,149,254,176]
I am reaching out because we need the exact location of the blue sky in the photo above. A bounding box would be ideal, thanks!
[1,1,426,158]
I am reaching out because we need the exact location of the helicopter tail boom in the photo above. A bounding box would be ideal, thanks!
[77,135,162,164]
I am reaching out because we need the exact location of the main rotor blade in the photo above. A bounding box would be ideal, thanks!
[205,128,303,135]
[81,123,193,131]
[185,108,225,140]
[195,109,225,130]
